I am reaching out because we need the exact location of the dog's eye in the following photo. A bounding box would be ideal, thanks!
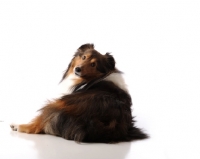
[91,62,96,67]
[82,56,86,60]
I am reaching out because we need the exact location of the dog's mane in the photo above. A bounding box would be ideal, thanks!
[72,69,122,92]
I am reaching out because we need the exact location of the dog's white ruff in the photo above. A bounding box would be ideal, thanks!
[104,73,129,92]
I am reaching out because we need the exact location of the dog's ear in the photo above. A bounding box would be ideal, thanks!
[104,53,115,70]
[59,61,72,83]
[78,43,94,52]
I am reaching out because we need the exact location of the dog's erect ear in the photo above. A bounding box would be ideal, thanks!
[78,43,94,52]
[104,53,115,70]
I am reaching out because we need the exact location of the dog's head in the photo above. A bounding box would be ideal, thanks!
[61,44,116,83]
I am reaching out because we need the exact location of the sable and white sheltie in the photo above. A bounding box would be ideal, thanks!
[10,44,148,143]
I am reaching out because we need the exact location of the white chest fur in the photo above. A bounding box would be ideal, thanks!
[53,74,80,98]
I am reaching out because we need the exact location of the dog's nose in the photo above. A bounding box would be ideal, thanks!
[75,67,81,72]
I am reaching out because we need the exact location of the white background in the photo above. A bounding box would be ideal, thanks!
[0,0,200,159]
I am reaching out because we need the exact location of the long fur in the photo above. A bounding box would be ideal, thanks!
[10,44,148,143]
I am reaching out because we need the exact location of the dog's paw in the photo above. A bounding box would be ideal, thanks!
[10,123,19,131]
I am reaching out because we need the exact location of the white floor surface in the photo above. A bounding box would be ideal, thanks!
[1,120,200,159]
[0,122,166,159]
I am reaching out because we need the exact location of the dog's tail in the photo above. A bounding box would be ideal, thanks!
[126,126,149,141]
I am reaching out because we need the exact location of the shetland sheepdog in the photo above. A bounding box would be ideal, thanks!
[10,44,148,143]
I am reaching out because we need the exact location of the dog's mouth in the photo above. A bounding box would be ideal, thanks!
[75,72,87,79]
[75,72,81,77]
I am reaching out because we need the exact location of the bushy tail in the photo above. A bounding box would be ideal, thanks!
[126,126,149,141]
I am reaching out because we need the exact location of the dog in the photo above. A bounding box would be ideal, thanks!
[10,44,148,143]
